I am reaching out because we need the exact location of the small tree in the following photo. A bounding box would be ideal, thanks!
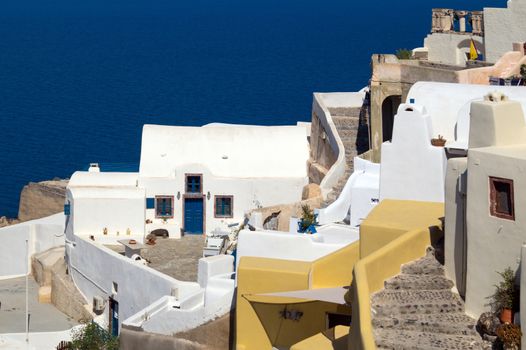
[298,204,317,233]
[395,48,412,60]
[70,322,119,350]
[489,267,518,312]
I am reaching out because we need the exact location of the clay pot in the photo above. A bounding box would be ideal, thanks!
[500,308,513,324]
[431,138,446,147]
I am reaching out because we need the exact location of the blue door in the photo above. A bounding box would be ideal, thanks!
[184,197,204,234]
[110,298,119,336]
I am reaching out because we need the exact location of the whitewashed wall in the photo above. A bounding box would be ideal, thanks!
[406,82,526,148]
[424,33,485,65]
[123,255,235,335]
[67,189,146,239]
[317,157,380,227]
[380,103,447,203]
[235,229,356,272]
[140,164,306,235]
[66,236,201,328]
[0,214,64,279]
[484,0,526,63]
[465,149,526,317]
[312,93,347,198]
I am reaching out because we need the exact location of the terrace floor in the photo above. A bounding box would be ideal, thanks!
[0,276,78,333]
[106,234,206,282]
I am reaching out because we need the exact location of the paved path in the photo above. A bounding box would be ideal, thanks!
[0,276,77,333]
[141,235,205,282]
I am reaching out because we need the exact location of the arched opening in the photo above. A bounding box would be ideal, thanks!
[457,38,485,63]
[381,95,401,142]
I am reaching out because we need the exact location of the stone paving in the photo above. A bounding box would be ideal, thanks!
[371,252,491,350]
[323,104,369,207]
[141,234,206,282]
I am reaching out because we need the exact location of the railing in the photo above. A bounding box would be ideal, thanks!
[431,8,483,36]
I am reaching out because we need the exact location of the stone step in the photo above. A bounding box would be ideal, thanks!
[401,256,445,276]
[372,289,458,305]
[384,274,454,290]
[372,313,478,336]
[374,329,489,350]
[328,107,361,118]
[371,290,464,317]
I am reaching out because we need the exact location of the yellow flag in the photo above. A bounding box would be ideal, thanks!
[470,39,478,60]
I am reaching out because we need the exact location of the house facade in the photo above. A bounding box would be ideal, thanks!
[65,123,310,241]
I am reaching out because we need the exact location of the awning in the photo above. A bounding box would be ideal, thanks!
[244,286,350,305]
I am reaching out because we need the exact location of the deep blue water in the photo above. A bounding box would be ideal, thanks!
[0,0,505,217]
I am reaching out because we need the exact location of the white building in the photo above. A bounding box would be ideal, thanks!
[60,122,310,337]
[318,82,526,228]
[66,123,309,241]
[444,92,526,318]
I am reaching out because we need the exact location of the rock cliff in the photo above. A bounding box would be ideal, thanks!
[17,179,68,222]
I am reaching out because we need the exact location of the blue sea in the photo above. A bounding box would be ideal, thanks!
[0,0,504,218]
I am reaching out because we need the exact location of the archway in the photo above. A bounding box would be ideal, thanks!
[381,95,402,142]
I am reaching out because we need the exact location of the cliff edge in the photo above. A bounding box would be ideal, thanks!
[17,179,68,222]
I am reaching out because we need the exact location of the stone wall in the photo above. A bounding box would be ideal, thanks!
[308,110,337,184]
[369,54,461,162]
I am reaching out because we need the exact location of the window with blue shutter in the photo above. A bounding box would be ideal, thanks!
[214,196,233,218]
[146,198,155,209]
[155,196,174,218]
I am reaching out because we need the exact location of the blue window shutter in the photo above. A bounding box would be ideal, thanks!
[146,198,155,209]
[64,203,71,215]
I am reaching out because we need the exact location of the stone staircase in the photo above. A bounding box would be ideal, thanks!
[322,103,369,207]
[371,252,490,350]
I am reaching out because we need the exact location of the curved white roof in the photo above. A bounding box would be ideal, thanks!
[406,82,526,147]
[68,171,139,187]
[139,124,309,178]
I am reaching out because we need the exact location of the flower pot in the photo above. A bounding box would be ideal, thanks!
[431,138,446,147]
[500,308,513,324]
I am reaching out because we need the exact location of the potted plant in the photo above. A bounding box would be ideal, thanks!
[297,204,318,234]
[496,323,522,350]
[431,135,447,147]
[489,267,518,324]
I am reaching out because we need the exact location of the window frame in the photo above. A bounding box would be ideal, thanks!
[155,195,174,219]
[214,195,234,218]
[185,174,203,194]
[489,176,515,221]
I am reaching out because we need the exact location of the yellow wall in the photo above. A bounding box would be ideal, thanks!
[359,199,443,258]
[236,242,359,350]
[236,200,444,350]
[236,257,312,350]
[348,199,444,350]
[291,325,350,350]
[311,241,360,289]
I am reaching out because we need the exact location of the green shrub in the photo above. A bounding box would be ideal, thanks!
[298,204,317,233]
[70,322,119,350]
[395,48,412,59]
[489,267,518,312]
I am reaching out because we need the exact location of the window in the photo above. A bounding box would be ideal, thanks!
[215,196,233,218]
[64,202,71,215]
[155,196,174,218]
[186,175,202,193]
[489,177,514,220]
